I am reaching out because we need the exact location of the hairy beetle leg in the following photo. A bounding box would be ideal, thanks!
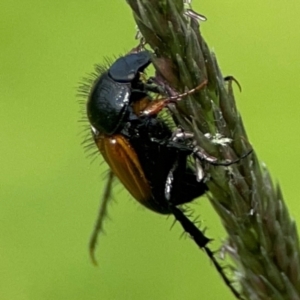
[170,206,244,300]
[89,170,115,266]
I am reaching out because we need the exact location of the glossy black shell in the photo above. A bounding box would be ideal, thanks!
[121,117,208,214]
[87,51,151,135]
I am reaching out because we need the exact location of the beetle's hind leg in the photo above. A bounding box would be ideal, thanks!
[170,206,244,300]
[89,170,115,265]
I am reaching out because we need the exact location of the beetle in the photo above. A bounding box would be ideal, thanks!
[81,51,247,300]
[86,50,209,217]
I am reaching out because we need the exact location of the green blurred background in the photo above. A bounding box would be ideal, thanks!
[1,1,300,299]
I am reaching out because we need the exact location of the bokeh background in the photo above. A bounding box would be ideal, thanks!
[1,1,300,299]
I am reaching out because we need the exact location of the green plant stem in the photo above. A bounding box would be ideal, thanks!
[126,1,300,299]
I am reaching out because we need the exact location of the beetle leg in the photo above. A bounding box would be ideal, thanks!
[140,79,208,117]
[161,139,244,299]
[170,206,244,299]
[132,79,165,95]
[150,137,192,153]
[194,157,206,182]
[193,147,253,166]
[183,0,207,23]
[164,158,179,202]
[140,99,171,117]
[192,146,223,164]
[152,131,252,166]
[171,128,253,166]
[89,170,115,265]
[224,76,242,92]
[144,77,170,95]
[166,79,208,101]
[142,83,165,94]
[171,206,211,247]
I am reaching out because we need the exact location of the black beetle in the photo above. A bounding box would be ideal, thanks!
[85,51,210,216]
[81,51,246,300]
